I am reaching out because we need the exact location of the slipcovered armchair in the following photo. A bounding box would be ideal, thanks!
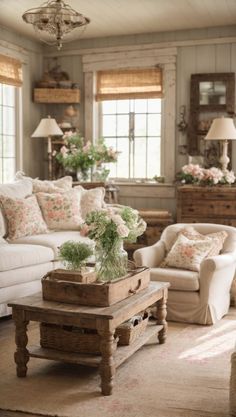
[133,223,236,325]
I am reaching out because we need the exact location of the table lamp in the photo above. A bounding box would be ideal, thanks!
[32,115,63,179]
[205,117,236,174]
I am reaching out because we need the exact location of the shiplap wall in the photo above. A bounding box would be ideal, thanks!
[0,25,44,178]
[42,26,236,218]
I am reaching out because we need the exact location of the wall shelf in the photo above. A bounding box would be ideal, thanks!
[34,88,80,103]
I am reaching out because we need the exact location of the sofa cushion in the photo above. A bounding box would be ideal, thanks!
[36,190,83,230]
[165,234,213,272]
[0,195,48,240]
[0,178,33,237]
[32,176,73,193]
[74,185,105,219]
[0,244,54,273]
[12,231,93,257]
[150,267,199,291]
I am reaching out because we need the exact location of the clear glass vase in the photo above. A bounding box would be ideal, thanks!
[76,168,91,182]
[95,240,128,282]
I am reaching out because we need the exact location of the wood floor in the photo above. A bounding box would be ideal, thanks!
[0,317,42,417]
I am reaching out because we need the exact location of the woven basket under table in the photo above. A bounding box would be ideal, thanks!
[115,311,149,346]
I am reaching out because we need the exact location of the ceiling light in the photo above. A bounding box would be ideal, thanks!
[22,0,90,50]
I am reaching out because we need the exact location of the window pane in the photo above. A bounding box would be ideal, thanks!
[3,158,15,182]
[3,107,15,135]
[148,99,161,113]
[117,100,129,114]
[134,99,147,113]
[102,115,116,136]
[117,138,129,178]
[0,135,2,156]
[102,101,116,114]
[148,114,161,136]
[3,135,15,157]
[117,115,129,136]
[134,137,146,178]
[3,85,15,107]
[135,114,146,136]
[147,137,161,178]
[0,159,2,183]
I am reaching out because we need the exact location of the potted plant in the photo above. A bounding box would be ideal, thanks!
[55,241,96,283]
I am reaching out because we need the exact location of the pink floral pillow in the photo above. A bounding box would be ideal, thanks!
[37,190,83,230]
[179,227,227,257]
[0,195,48,240]
[165,234,214,272]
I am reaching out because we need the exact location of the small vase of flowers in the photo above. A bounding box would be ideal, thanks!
[55,131,118,181]
[80,206,146,281]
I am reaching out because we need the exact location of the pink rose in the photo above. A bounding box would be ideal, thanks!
[117,224,129,238]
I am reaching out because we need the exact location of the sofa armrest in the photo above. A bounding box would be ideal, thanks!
[133,241,166,268]
[199,253,236,302]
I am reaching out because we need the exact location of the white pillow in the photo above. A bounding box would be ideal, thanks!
[165,234,214,272]
[0,179,33,237]
[15,171,73,193]
[74,185,105,219]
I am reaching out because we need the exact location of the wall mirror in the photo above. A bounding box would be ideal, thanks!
[187,72,235,159]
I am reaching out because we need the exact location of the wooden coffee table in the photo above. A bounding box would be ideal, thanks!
[8,281,169,396]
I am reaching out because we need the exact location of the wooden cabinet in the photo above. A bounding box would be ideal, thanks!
[177,185,236,226]
[187,73,235,166]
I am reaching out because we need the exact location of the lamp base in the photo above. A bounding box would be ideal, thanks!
[219,140,230,174]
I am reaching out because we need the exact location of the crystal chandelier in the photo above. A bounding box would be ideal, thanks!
[22,0,90,50]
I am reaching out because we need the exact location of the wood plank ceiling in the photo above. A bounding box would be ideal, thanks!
[0,0,235,43]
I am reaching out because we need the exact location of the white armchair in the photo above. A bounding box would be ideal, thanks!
[133,223,236,325]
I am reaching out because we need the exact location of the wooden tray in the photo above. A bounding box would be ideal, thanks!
[42,267,150,307]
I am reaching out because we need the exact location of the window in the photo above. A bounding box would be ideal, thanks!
[96,68,163,180]
[0,54,22,183]
[0,84,17,183]
[100,98,162,179]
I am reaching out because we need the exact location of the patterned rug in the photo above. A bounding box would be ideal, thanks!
[0,309,236,417]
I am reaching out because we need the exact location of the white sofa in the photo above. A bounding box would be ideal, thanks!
[0,177,98,317]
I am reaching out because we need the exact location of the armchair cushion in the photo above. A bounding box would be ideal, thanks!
[150,267,199,291]
[165,234,214,271]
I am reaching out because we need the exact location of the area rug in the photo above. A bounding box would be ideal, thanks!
[0,309,236,417]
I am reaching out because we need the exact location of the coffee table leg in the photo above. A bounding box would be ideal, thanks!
[156,288,168,344]
[97,322,115,396]
[13,309,29,377]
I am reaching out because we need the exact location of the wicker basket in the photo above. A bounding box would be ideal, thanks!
[115,311,149,346]
[40,323,118,355]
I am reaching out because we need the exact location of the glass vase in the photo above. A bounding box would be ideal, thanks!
[95,240,128,282]
[76,168,91,182]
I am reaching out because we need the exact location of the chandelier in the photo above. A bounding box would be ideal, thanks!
[22,0,90,50]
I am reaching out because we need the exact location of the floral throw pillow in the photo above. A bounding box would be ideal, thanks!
[165,234,214,272]
[180,227,227,257]
[37,190,83,230]
[0,195,48,240]
[74,185,105,219]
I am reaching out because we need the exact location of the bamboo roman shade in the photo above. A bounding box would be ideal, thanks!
[96,68,163,101]
[0,54,23,87]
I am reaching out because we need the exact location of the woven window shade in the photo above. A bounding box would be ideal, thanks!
[96,68,163,101]
[0,54,23,87]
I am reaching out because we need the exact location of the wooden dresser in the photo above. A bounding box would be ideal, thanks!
[177,185,236,226]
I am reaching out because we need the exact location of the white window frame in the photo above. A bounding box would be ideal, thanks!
[82,46,176,183]
[0,84,22,183]
[98,98,163,180]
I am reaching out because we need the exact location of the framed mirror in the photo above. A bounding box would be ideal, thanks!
[187,72,235,157]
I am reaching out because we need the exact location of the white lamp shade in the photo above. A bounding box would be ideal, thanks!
[205,117,236,141]
[31,116,63,138]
